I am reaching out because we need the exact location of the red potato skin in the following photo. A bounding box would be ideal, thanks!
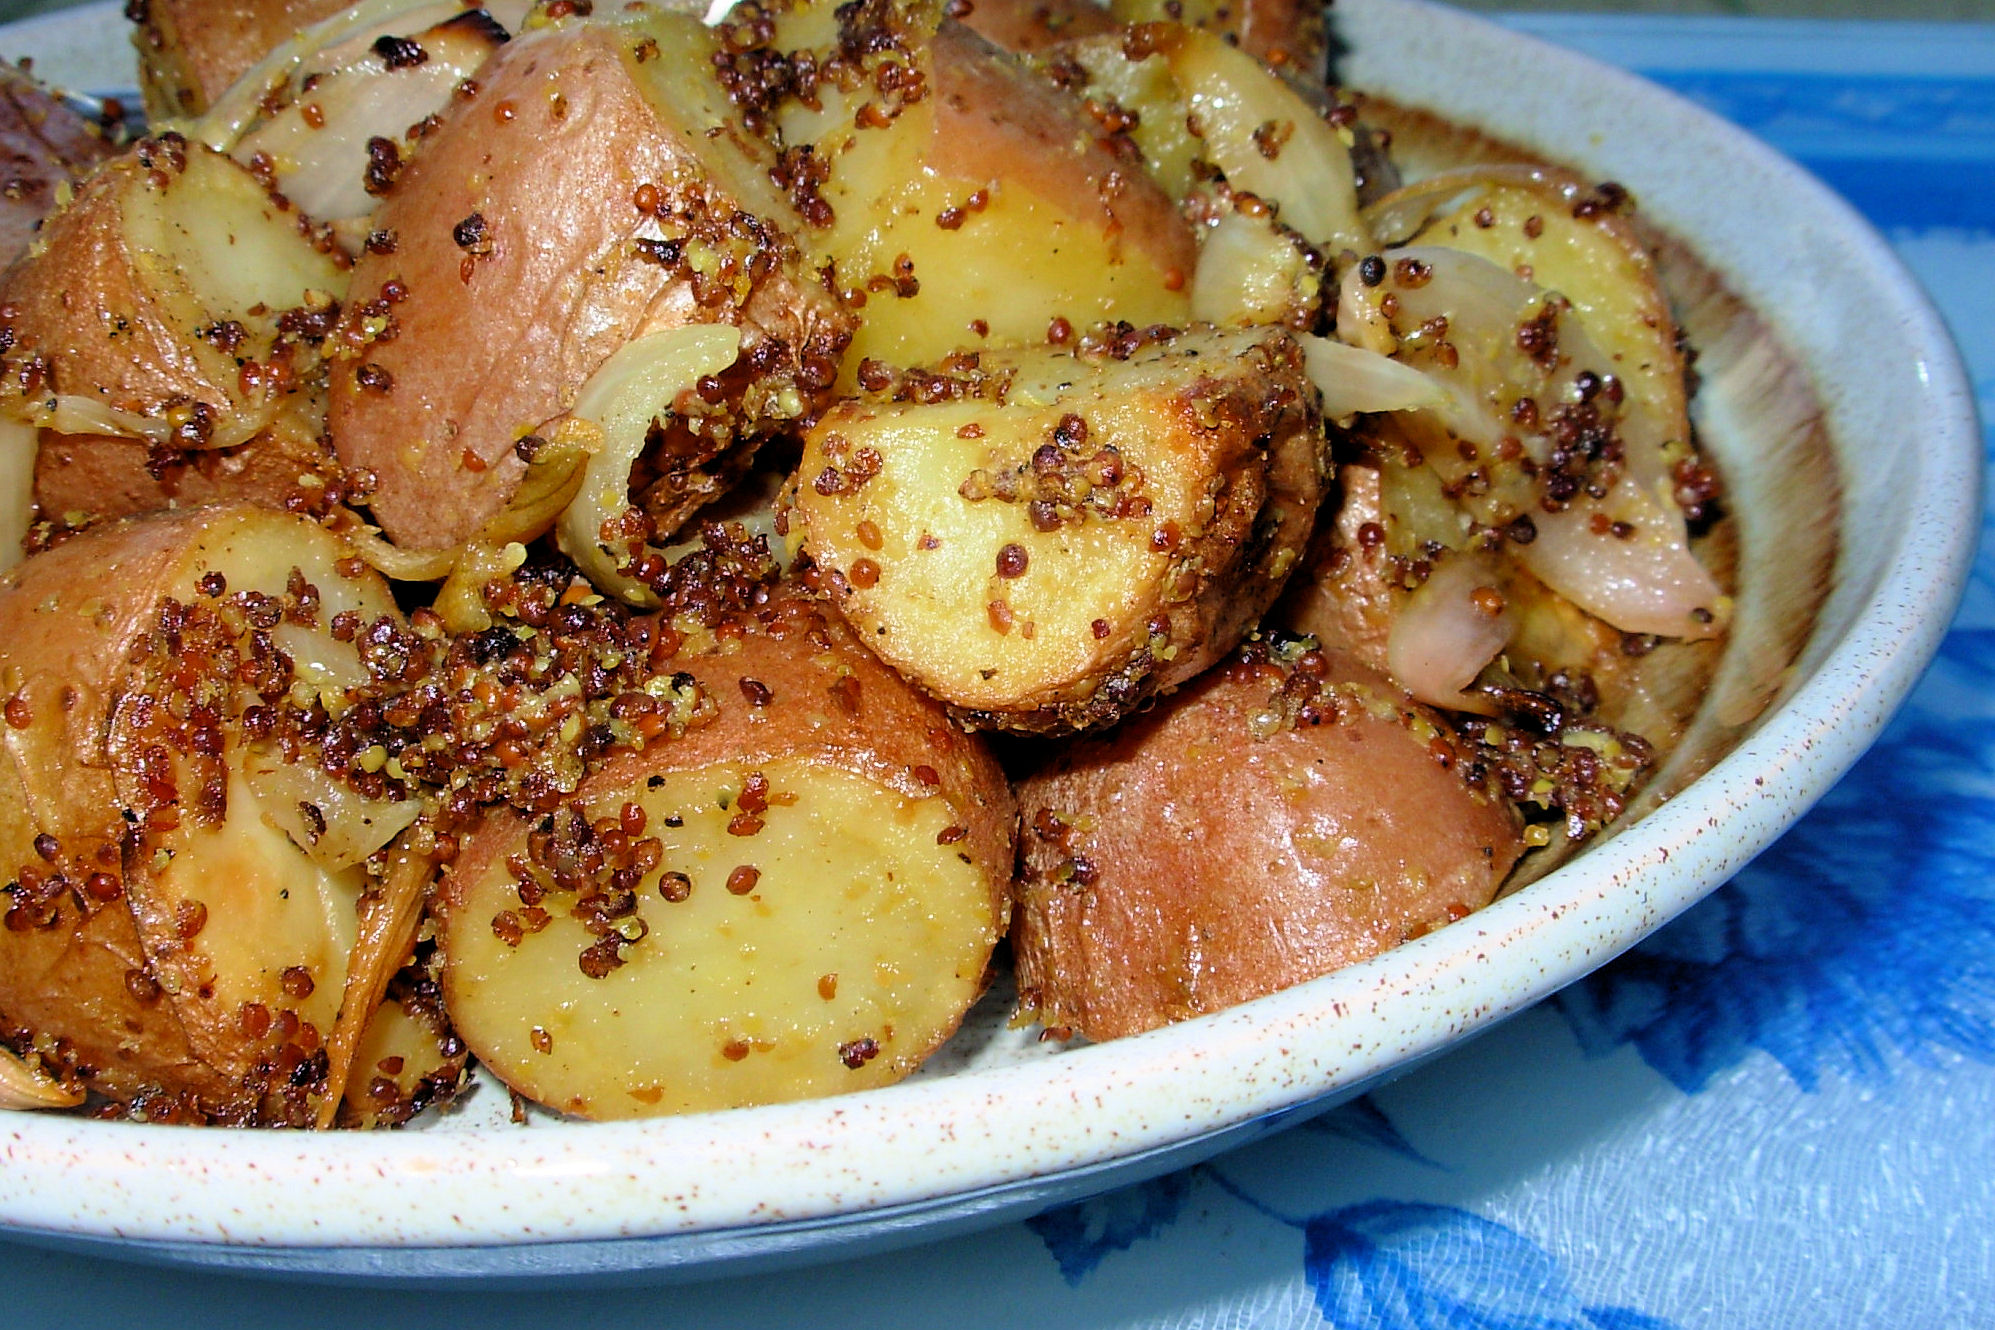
[0,144,235,428]
[128,0,351,119]
[930,20,1196,284]
[0,512,247,1104]
[1013,647,1523,1041]
[0,63,116,263]
[328,20,851,552]
[0,506,407,1118]
[442,588,1016,939]
[34,418,336,525]
[953,0,1118,57]
[1280,460,1397,671]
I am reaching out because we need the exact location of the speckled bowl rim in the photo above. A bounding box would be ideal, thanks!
[0,0,1977,1271]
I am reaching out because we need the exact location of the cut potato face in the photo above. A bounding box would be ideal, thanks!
[0,137,345,453]
[790,325,1326,732]
[445,755,996,1117]
[438,587,1013,1118]
[746,7,1193,381]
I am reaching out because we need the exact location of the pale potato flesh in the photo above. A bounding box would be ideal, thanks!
[800,19,1194,382]
[445,755,997,1118]
[791,325,1326,732]
[0,139,344,452]
[0,507,416,1117]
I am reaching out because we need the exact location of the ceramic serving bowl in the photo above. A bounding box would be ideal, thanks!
[0,0,1976,1285]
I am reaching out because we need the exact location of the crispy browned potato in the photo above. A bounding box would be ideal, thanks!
[0,506,446,1122]
[788,324,1326,733]
[327,11,851,553]
[437,588,1014,1119]
[129,0,353,119]
[0,62,117,263]
[0,134,345,453]
[1012,642,1524,1041]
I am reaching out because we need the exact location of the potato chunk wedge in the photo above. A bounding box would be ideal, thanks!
[789,325,1326,732]
[0,506,438,1122]
[327,11,851,553]
[439,589,1013,1119]
[747,6,1194,380]
[0,135,345,452]
[1013,643,1524,1041]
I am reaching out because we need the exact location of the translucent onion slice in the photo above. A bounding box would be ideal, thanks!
[241,742,422,873]
[1162,25,1367,253]
[37,395,173,445]
[0,415,34,574]
[0,1047,82,1111]
[1334,247,1721,639]
[232,11,508,229]
[1520,492,1726,641]
[1385,553,1512,713]
[1299,334,1445,419]
[1190,208,1317,327]
[554,323,745,606]
[1358,164,1556,246]
[190,0,484,148]
[432,539,528,634]
[316,836,435,1129]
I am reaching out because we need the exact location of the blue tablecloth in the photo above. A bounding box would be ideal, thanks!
[8,13,1994,1327]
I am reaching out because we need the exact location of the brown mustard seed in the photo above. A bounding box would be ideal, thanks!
[996,543,1028,578]
[726,865,760,895]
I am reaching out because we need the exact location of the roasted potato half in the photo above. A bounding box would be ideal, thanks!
[438,588,1013,1119]
[789,324,1327,733]
[1013,641,1524,1041]
[327,10,851,553]
[748,4,1194,380]
[0,506,452,1122]
[0,134,346,453]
